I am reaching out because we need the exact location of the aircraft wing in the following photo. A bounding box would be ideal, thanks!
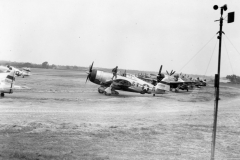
[160,76,185,90]
[161,76,184,85]
[168,81,184,84]
[0,66,10,73]
[112,79,132,87]
[100,80,113,87]
[138,77,156,82]
[102,78,133,91]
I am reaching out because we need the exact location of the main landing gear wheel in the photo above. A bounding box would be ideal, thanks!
[98,89,104,94]
[1,93,4,97]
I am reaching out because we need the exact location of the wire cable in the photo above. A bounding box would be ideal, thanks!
[224,34,240,57]
[179,34,217,72]
[223,38,234,75]
[204,40,218,76]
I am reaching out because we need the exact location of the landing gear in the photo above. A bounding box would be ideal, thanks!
[104,91,109,96]
[153,94,155,96]
[98,86,106,94]
[99,86,119,96]
[98,88,104,93]
[1,93,4,97]
[103,90,119,96]
[112,90,119,95]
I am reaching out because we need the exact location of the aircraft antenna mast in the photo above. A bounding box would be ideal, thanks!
[211,4,234,160]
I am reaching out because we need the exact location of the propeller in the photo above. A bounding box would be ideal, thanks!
[166,70,176,76]
[166,70,169,75]
[85,61,94,83]
[158,65,162,75]
[157,65,164,82]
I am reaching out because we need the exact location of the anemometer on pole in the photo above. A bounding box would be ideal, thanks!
[211,4,234,160]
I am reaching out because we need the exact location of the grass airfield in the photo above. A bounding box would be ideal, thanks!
[0,68,240,160]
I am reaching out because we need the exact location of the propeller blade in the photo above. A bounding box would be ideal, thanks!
[89,61,94,72]
[158,65,162,75]
[172,71,176,75]
[166,70,169,75]
[85,74,90,84]
[86,61,94,84]
[170,70,173,75]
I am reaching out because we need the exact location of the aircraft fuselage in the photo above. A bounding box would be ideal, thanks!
[88,69,169,95]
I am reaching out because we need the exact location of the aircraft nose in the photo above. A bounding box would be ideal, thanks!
[89,70,97,82]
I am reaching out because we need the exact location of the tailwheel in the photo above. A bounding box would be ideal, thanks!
[1,93,4,97]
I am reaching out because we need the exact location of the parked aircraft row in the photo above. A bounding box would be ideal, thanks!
[0,62,206,98]
[85,62,207,96]
[138,69,206,92]
[0,65,31,97]
[7,65,31,78]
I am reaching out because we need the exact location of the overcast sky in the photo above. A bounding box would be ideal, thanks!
[0,0,239,76]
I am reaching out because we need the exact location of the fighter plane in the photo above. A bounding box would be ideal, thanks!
[85,62,170,96]
[194,77,207,87]
[21,67,31,77]
[0,70,15,97]
[6,65,23,77]
[5,65,31,78]
[137,66,189,92]
[178,74,195,89]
